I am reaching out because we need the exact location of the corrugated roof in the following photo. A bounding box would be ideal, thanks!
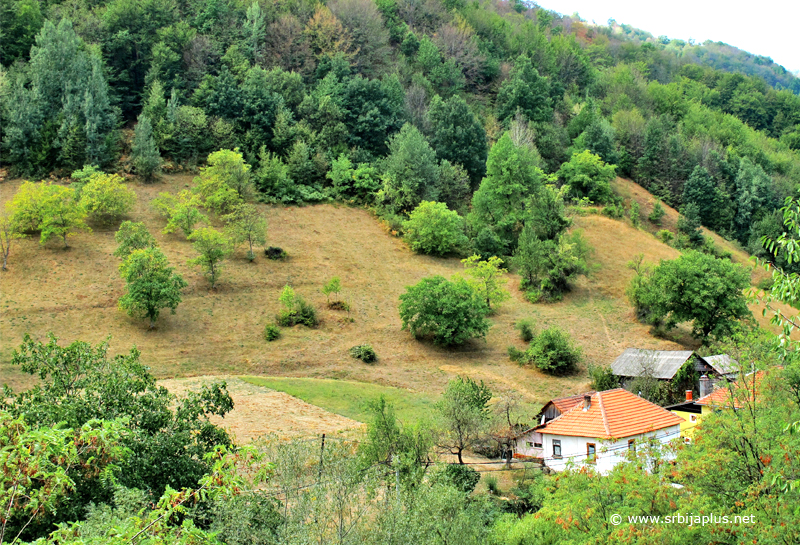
[696,370,768,409]
[610,348,696,380]
[537,389,683,439]
[704,354,739,376]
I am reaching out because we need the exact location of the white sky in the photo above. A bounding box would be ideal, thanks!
[533,0,800,74]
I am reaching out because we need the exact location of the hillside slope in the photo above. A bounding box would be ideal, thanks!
[0,175,784,405]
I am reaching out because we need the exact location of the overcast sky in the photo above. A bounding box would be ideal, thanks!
[533,0,800,74]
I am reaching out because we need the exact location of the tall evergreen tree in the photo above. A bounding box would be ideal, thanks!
[132,114,162,181]
[382,123,440,212]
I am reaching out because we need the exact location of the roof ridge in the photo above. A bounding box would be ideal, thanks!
[596,391,611,437]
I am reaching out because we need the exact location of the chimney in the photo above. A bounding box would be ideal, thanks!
[685,390,693,402]
[699,375,711,398]
[583,394,591,411]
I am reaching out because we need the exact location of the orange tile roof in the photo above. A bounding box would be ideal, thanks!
[537,389,683,439]
[551,392,596,413]
[696,370,768,409]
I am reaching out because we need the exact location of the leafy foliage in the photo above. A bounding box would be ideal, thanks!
[113,220,157,258]
[79,172,137,224]
[153,190,208,238]
[403,201,467,256]
[349,344,378,363]
[510,327,581,375]
[435,376,492,464]
[459,255,510,311]
[628,251,752,341]
[399,275,489,346]
[276,284,319,327]
[557,150,616,204]
[223,203,267,261]
[187,227,233,289]
[118,247,187,328]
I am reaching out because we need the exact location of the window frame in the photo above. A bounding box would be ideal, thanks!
[587,442,596,463]
[552,439,562,458]
[628,439,636,452]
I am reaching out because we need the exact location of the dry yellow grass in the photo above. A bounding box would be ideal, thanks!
[0,175,784,414]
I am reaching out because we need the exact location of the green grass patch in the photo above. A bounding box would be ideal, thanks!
[239,376,437,424]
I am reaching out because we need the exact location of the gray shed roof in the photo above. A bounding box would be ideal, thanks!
[704,354,739,376]
[611,348,698,380]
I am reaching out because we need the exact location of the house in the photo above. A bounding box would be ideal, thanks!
[611,349,715,383]
[513,392,595,459]
[665,369,768,441]
[664,390,703,440]
[514,389,683,473]
[703,354,739,380]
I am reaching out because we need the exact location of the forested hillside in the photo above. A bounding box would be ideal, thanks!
[2,0,800,258]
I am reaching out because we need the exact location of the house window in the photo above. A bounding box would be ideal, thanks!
[553,440,561,457]
[534,442,542,448]
[587,443,596,463]
[526,441,534,448]
[628,439,636,452]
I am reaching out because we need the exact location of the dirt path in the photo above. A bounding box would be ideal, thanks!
[159,376,363,443]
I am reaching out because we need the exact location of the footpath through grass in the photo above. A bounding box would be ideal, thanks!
[240,376,437,424]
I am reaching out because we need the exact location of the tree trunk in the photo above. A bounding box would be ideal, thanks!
[457,448,464,465]
[149,317,156,329]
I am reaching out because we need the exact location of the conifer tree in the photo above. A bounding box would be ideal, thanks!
[132,114,162,181]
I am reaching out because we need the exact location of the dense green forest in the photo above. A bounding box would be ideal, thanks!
[2,0,800,259]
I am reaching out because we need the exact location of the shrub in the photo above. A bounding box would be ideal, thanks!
[513,327,581,375]
[657,229,674,245]
[441,464,480,494]
[649,200,666,225]
[403,201,468,256]
[399,276,490,346]
[515,319,535,342]
[265,247,287,260]
[484,474,500,495]
[264,323,281,341]
[349,344,377,363]
[601,204,623,219]
[629,201,640,227]
[80,172,137,224]
[276,285,318,327]
[557,150,616,204]
[588,364,619,391]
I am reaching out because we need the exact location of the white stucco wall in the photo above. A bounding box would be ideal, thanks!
[539,426,680,474]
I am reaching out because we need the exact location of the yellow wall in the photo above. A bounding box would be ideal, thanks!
[671,410,702,439]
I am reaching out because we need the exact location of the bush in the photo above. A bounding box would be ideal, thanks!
[629,201,640,227]
[403,201,468,256]
[264,323,281,341]
[588,364,618,391]
[399,275,489,346]
[557,150,616,204]
[484,475,500,495]
[349,344,377,363]
[276,285,319,327]
[601,204,624,219]
[441,464,480,494]
[79,172,137,224]
[515,319,535,342]
[513,327,581,375]
[649,200,666,225]
[265,247,287,260]
[657,229,674,245]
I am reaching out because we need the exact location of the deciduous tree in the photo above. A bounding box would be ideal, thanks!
[188,227,233,289]
[223,203,267,261]
[119,247,187,328]
[113,220,157,258]
[435,376,492,464]
[459,255,510,311]
[403,201,467,256]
